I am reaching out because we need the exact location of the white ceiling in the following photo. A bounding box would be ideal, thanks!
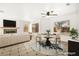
[0,3,78,21]
[20,3,78,21]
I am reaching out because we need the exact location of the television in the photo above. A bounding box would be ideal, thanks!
[3,20,16,27]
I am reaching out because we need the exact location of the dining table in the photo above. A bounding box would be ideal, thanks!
[44,36,53,46]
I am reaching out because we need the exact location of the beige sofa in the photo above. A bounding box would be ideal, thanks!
[0,34,30,48]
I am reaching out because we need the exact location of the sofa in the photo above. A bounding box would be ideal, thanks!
[0,33,30,48]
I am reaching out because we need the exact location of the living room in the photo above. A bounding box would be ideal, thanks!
[0,3,79,56]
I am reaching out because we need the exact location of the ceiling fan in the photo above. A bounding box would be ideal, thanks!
[41,10,57,16]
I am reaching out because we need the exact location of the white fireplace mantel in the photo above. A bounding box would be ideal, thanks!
[0,27,19,29]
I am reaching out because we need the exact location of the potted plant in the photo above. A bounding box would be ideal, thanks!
[69,28,78,39]
[46,29,50,35]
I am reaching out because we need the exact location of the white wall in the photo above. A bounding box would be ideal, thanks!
[0,4,30,35]
[0,19,30,35]
[32,11,79,33]
[76,5,79,32]
[17,20,30,34]
[0,3,79,34]
[0,19,3,34]
[30,3,79,33]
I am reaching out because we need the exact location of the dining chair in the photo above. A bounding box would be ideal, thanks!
[53,34,63,51]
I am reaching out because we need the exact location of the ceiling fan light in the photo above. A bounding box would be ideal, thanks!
[47,11,50,16]
[52,14,57,16]
[66,3,70,6]
[51,11,53,13]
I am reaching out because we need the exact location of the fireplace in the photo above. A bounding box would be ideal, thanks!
[4,29,17,34]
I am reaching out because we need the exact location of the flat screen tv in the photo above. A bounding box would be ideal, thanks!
[3,20,16,27]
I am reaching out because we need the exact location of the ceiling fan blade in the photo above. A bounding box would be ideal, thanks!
[50,14,57,16]
[41,13,46,15]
